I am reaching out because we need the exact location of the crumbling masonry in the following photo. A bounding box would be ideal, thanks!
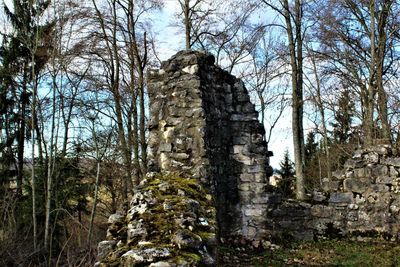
[147,50,273,239]
[96,50,400,267]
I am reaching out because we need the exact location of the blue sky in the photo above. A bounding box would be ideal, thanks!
[0,0,294,168]
[151,2,294,168]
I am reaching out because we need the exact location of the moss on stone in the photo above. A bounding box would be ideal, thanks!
[97,172,217,266]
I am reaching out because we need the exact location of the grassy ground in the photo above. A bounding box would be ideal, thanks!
[220,239,400,266]
[257,239,400,267]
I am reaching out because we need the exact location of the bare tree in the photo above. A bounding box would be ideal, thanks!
[304,42,332,180]
[312,0,399,144]
[241,34,288,147]
[262,0,306,199]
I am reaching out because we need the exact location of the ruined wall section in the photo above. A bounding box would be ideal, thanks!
[265,145,400,241]
[147,51,272,239]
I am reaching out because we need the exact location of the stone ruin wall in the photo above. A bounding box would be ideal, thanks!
[146,51,400,242]
[147,50,273,239]
[267,145,400,241]
[96,51,400,267]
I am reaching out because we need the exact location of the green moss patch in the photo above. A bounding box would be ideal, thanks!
[100,172,217,266]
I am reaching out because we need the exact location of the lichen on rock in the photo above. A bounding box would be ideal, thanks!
[95,172,217,266]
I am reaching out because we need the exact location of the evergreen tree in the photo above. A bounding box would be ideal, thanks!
[0,0,54,254]
[305,131,318,162]
[277,149,295,197]
[330,90,354,144]
[278,149,295,178]
[304,130,324,188]
[0,0,53,195]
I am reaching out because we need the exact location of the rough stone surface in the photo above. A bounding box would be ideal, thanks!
[147,50,272,239]
[95,173,217,266]
[265,144,400,241]
[97,50,400,265]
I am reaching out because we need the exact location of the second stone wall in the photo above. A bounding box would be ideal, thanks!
[265,145,400,241]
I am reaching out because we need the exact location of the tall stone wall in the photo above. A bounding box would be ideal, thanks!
[147,50,272,239]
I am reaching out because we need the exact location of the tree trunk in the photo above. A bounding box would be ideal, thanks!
[307,44,331,180]
[88,161,100,247]
[184,0,191,50]
[283,0,305,200]
[376,0,392,142]
[16,69,28,197]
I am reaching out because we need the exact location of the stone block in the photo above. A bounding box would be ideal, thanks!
[239,173,254,182]
[232,153,252,165]
[331,170,344,179]
[292,230,314,241]
[252,193,282,204]
[354,168,367,178]
[251,133,263,144]
[343,178,371,193]
[370,184,389,192]
[389,166,399,177]
[232,145,243,154]
[246,165,264,173]
[159,143,172,152]
[376,176,394,185]
[382,157,400,167]
[108,212,125,225]
[277,220,303,230]
[367,144,392,155]
[242,102,255,113]
[185,107,204,118]
[254,173,267,183]
[171,153,190,160]
[344,159,364,169]
[244,208,263,217]
[236,93,250,102]
[311,205,334,218]
[182,64,199,74]
[329,192,353,203]
[370,165,388,177]
[312,191,327,202]
[352,149,364,160]
[345,171,355,178]
[321,179,341,192]
[364,152,380,164]
[121,248,171,266]
[232,136,248,145]
[97,240,117,260]
[346,211,359,221]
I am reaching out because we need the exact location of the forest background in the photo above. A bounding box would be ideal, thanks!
[0,0,399,266]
